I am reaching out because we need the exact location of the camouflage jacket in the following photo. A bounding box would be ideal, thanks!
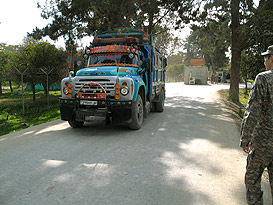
[240,69,273,148]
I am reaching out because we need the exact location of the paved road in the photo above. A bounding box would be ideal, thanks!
[0,82,271,205]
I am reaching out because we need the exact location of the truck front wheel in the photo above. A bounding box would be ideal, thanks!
[129,94,144,130]
[68,120,84,128]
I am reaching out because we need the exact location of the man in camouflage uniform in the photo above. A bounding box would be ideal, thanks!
[240,45,273,205]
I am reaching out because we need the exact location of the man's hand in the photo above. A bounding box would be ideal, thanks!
[243,144,250,154]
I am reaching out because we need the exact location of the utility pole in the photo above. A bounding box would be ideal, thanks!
[14,67,29,115]
[41,67,53,107]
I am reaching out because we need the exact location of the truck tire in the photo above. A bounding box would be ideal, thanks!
[129,94,144,130]
[150,102,156,112]
[68,120,84,128]
[156,88,165,112]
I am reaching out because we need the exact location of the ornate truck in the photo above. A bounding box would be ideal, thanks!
[60,28,166,129]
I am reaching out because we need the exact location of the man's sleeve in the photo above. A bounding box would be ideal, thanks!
[240,74,265,147]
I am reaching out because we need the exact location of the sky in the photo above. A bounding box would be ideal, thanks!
[0,0,260,48]
[0,0,53,45]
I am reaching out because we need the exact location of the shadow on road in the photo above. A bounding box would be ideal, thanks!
[2,92,271,205]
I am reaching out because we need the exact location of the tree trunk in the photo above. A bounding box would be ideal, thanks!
[230,0,241,104]
[211,57,216,84]
[148,12,154,35]
[31,83,36,102]
[9,80,13,93]
[42,82,48,97]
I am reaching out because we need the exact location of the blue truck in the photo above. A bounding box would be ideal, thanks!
[60,27,166,129]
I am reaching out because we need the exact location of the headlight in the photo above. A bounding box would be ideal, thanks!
[63,86,69,95]
[63,82,73,95]
[120,86,129,96]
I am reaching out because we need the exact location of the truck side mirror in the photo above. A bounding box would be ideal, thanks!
[69,71,74,78]
[83,53,89,60]
[128,53,134,59]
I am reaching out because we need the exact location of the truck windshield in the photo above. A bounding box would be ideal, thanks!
[88,54,137,67]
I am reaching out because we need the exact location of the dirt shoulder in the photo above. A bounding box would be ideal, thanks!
[216,89,245,127]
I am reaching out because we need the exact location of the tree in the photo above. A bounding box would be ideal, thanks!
[32,0,138,47]
[230,0,241,103]
[0,44,18,95]
[240,50,254,94]
[183,31,203,65]
[167,53,186,66]
[14,41,66,101]
[133,0,201,34]
[12,44,37,101]
[187,0,254,102]
[36,0,94,48]
[0,44,8,95]
[186,1,233,86]
[166,64,185,82]
[229,0,255,103]
[153,26,183,56]
[32,0,203,46]
[183,8,230,75]
[240,0,273,81]
[28,42,66,98]
[3,45,21,92]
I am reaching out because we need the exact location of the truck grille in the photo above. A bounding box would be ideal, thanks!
[74,78,115,94]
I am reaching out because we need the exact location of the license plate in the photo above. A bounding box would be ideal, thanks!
[80,100,97,106]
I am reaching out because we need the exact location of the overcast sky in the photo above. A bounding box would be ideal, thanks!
[0,0,260,48]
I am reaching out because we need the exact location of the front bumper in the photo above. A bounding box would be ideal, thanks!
[60,98,132,121]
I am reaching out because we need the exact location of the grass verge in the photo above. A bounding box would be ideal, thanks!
[0,88,61,136]
[218,89,249,120]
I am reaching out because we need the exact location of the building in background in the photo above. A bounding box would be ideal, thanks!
[184,58,208,85]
